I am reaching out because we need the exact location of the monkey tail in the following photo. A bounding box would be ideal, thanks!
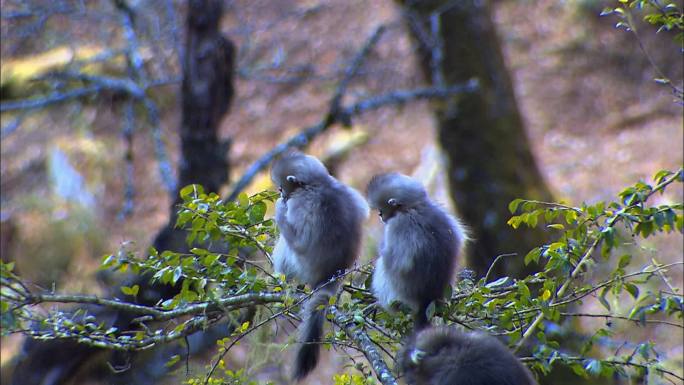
[292,287,334,381]
[413,302,431,332]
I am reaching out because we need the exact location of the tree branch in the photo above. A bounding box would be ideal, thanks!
[226,80,477,201]
[22,291,290,322]
[329,305,398,385]
[514,169,684,352]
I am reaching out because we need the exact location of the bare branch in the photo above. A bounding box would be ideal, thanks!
[328,25,386,117]
[0,86,101,112]
[22,291,291,322]
[226,80,477,201]
[118,98,136,219]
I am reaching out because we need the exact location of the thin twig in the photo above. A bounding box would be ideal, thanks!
[484,253,517,283]
[514,170,684,352]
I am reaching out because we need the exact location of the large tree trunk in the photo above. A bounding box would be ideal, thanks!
[153,0,234,254]
[399,2,600,384]
[401,0,552,279]
[9,2,235,384]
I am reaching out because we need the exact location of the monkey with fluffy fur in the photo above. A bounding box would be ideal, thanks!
[399,326,538,385]
[271,152,368,380]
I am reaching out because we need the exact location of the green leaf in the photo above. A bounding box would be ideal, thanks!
[527,211,539,228]
[237,193,250,208]
[624,283,639,299]
[191,248,208,256]
[248,201,267,223]
[517,282,531,300]
[121,284,140,296]
[618,254,632,269]
[508,199,524,214]
[172,267,183,285]
[598,287,611,311]
[180,184,203,200]
[507,216,522,229]
[524,247,542,265]
[653,170,672,184]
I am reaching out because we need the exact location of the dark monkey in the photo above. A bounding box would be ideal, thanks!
[399,326,538,385]
[367,173,467,329]
[271,152,368,380]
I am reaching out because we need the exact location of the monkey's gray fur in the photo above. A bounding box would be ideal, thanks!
[399,326,538,385]
[367,173,466,329]
[271,152,368,380]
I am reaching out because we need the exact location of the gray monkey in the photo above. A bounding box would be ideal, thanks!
[399,326,538,385]
[367,173,466,329]
[271,152,368,380]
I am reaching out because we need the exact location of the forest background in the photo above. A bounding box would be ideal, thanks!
[0,0,682,385]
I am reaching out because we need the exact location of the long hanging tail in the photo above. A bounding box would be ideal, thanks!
[413,301,431,332]
[292,287,334,381]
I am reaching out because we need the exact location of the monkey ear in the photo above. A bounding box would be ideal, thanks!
[286,175,298,184]
[387,198,398,207]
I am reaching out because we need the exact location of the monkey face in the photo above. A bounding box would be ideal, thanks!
[279,175,303,200]
[377,198,400,223]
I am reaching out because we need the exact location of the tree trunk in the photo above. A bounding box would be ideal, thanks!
[10,2,235,384]
[399,2,601,385]
[401,0,553,279]
[153,0,234,254]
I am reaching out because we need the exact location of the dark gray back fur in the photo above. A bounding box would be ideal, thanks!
[399,326,538,385]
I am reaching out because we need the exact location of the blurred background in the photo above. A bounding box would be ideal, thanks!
[1,0,682,384]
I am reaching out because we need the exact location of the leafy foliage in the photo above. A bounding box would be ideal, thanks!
[2,169,682,384]
[602,0,684,39]
[601,0,684,101]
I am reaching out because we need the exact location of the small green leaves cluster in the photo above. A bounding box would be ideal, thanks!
[185,367,265,385]
[101,186,280,309]
[175,185,277,247]
[1,261,22,333]
[333,372,377,385]
[601,0,683,39]
[501,169,683,379]
[601,1,684,101]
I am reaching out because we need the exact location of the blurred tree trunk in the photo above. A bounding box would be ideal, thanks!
[400,0,552,279]
[399,2,600,385]
[111,0,236,383]
[9,1,235,384]
[152,0,234,255]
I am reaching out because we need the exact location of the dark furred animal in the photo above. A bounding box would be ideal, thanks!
[367,173,466,329]
[271,152,368,380]
[399,326,538,385]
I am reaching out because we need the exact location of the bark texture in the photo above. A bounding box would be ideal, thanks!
[402,0,553,279]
